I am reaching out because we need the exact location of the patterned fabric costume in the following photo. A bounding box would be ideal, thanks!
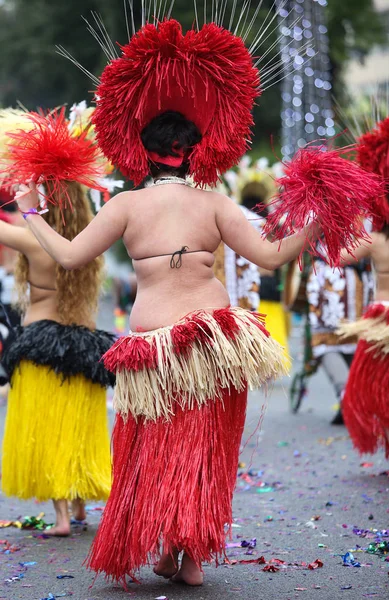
[307,260,375,358]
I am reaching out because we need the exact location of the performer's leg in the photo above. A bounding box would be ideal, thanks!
[320,352,353,424]
[321,351,351,397]
[172,552,204,586]
[153,546,179,578]
[45,499,70,537]
[342,352,354,369]
[71,498,86,521]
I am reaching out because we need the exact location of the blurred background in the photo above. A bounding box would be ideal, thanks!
[0,0,388,159]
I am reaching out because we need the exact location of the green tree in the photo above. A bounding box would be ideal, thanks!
[0,0,386,153]
[327,0,387,96]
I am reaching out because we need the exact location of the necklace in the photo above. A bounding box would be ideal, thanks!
[147,176,190,187]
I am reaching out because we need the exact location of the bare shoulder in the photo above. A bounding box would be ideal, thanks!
[371,230,387,243]
[0,220,39,253]
[370,230,389,253]
[204,189,236,214]
[108,187,160,209]
[205,189,232,204]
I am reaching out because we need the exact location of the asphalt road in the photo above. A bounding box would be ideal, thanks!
[0,313,388,600]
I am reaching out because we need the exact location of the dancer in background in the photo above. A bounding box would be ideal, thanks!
[337,114,389,456]
[0,108,115,536]
[306,252,374,424]
[339,230,389,455]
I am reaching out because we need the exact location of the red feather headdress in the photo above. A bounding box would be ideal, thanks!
[2,108,107,209]
[92,19,260,187]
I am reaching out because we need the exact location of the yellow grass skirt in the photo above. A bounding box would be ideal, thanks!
[259,300,290,358]
[1,360,111,502]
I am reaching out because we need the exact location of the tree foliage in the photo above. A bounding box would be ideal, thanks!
[0,0,386,155]
[327,0,387,96]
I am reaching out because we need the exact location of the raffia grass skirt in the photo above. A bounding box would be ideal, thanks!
[337,303,389,457]
[87,307,288,584]
[1,360,111,502]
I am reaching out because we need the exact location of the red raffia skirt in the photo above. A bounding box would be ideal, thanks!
[87,307,288,584]
[338,303,389,457]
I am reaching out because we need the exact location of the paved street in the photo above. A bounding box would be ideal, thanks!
[0,315,388,600]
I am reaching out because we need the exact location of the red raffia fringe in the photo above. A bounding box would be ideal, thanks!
[357,116,389,230]
[103,307,289,422]
[86,385,248,585]
[2,108,106,210]
[93,19,260,186]
[338,303,389,457]
[263,146,387,268]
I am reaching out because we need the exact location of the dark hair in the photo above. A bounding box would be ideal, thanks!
[141,110,202,177]
[242,195,269,217]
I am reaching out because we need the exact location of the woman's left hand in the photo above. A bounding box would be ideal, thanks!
[14,182,39,213]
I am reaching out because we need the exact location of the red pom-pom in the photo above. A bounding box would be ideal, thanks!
[2,108,106,209]
[93,19,259,186]
[263,146,387,267]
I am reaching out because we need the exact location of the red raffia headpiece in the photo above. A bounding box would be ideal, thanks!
[357,116,389,229]
[2,108,107,209]
[93,19,260,186]
[262,145,387,268]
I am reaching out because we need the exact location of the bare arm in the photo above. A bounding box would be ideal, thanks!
[16,185,127,269]
[0,220,35,254]
[215,194,319,270]
[340,240,371,266]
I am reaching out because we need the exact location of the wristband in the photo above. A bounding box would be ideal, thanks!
[22,207,49,220]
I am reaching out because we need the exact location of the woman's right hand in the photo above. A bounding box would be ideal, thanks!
[14,183,39,214]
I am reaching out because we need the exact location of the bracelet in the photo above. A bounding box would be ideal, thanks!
[22,207,49,220]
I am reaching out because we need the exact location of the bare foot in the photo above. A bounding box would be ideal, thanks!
[44,524,71,537]
[171,553,203,586]
[153,548,179,579]
[71,498,86,521]
[47,499,71,537]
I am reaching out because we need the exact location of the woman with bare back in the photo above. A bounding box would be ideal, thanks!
[9,8,327,589]
[0,109,114,537]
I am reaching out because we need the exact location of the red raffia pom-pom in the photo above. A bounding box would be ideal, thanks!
[263,146,387,267]
[357,116,389,229]
[2,108,106,209]
[93,19,260,186]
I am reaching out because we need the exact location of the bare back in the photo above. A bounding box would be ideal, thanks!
[121,185,229,330]
[4,227,94,328]
[368,232,389,301]
[22,236,61,326]
[22,181,314,331]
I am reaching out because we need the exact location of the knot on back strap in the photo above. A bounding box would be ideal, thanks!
[170,246,189,269]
